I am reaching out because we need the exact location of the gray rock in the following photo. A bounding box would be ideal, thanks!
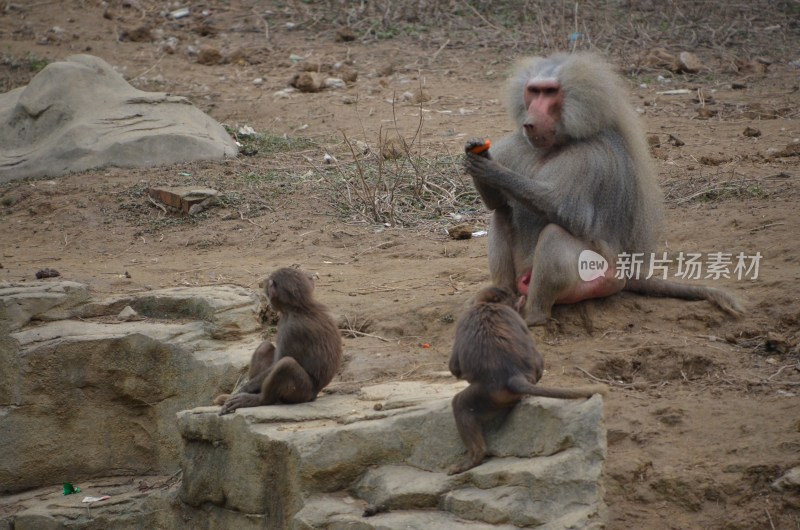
[0,282,262,493]
[354,465,453,509]
[678,51,704,73]
[0,281,90,331]
[772,466,800,491]
[293,496,520,530]
[444,485,544,526]
[177,383,607,529]
[0,54,237,182]
[117,305,140,321]
[74,283,263,340]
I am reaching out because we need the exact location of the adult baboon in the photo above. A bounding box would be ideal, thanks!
[465,53,742,325]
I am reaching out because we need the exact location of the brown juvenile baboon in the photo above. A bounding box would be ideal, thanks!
[217,268,343,415]
[464,53,743,325]
[448,286,605,474]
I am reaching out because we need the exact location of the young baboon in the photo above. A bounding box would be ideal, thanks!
[464,52,743,325]
[448,286,605,474]
[217,268,343,415]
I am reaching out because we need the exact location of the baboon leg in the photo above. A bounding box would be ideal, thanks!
[249,341,277,380]
[449,386,488,475]
[449,384,520,475]
[258,356,317,405]
[488,211,518,293]
[525,224,624,325]
[219,357,317,415]
[235,342,278,394]
[215,342,277,404]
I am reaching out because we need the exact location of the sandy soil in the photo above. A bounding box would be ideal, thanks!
[1,1,799,528]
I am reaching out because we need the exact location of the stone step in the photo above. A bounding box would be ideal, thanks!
[177,381,607,529]
[353,449,604,527]
[354,464,453,509]
[293,494,520,530]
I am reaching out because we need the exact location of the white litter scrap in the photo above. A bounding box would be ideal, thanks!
[82,495,111,503]
[656,89,691,95]
[324,77,346,89]
[273,88,297,99]
[170,7,190,19]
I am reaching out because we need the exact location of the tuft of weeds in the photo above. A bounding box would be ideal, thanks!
[147,214,203,232]
[225,128,316,157]
[664,168,772,205]
[26,55,49,72]
[1,53,50,73]
[241,170,284,183]
[340,313,375,338]
[691,184,768,202]
[1,53,51,91]
[319,125,484,230]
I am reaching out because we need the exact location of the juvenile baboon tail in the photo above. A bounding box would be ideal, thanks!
[624,278,743,317]
[508,376,607,400]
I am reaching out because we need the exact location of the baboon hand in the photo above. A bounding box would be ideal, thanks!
[464,150,496,181]
[464,138,492,158]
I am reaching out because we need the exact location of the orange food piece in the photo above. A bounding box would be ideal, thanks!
[469,139,491,154]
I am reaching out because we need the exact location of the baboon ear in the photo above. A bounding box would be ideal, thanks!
[306,273,316,290]
[488,288,504,303]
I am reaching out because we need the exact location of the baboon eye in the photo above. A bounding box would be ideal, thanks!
[528,85,559,97]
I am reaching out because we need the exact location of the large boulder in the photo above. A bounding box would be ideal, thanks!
[177,381,607,529]
[0,54,237,182]
[0,281,261,493]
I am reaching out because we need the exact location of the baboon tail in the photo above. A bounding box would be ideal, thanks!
[508,376,606,400]
[624,278,743,317]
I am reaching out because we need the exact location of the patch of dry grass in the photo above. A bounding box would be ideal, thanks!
[273,1,798,60]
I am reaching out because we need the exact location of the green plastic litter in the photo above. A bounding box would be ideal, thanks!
[63,482,81,495]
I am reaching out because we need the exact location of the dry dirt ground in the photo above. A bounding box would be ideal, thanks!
[1,1,800,528]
